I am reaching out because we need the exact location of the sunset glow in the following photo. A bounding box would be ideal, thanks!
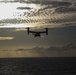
[0,0,76,57]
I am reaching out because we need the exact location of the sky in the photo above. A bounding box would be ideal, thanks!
[0,0,76,57]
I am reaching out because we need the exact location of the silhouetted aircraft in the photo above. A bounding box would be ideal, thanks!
[27,28,48,37]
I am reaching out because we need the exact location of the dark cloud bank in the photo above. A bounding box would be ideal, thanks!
[15,43,76,57]
[16,43,76,51]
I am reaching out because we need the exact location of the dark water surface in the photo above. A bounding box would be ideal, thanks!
[0,57,76,75]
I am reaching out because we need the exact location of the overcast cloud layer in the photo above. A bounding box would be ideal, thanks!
[0,0,76,28]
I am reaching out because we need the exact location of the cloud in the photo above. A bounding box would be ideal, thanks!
[0,37,14,40]
[14,28,27,31]
[16,48,27,51]
[55,4,76,13]
[15,43,76,57]
[0,0,76,3]
[9,40,76,53]
[0,0,76,29]
[17,7,32,10]
[0,0,18,2]
[0,43,76,57]
[31,43,76,51]
[0,19,27,24]
[23,1,76,28]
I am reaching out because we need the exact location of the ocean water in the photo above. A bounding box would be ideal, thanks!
[0,57,76,75]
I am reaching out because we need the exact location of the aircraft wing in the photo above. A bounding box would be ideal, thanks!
[29,31,37,33]
[29,31,46,33]
[27,28,48,35]
[38,31,46,33]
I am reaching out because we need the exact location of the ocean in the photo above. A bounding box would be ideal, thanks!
[0,57,76,75]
